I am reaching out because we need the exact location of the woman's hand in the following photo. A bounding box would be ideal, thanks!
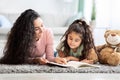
[33,57,48,65]
[54,57,67,64]
[81,59,94,64]
[39,58,49,64]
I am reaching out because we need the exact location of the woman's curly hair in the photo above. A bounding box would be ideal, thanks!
[0,9,40,64]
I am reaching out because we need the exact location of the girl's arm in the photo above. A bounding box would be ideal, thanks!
[80,59,94,64]
[58,50,66,57]
[86,48,98,63]
[65,56,79,61]
[58,50,79,61]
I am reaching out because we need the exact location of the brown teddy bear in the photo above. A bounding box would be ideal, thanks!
[96,30,120,66]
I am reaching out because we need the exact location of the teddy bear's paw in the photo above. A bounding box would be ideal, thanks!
[107,56,120,66]
[99,60,107,64]
[107,61,119,66]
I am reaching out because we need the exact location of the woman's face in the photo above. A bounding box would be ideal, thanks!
[67,31,82,50]
[34,17,44,41]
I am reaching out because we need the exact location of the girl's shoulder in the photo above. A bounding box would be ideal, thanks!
[88,48,96,53]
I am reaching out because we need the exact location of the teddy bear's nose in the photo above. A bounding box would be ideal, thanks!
[111,33,116,36]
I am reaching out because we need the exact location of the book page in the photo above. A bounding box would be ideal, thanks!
[47,61,71,68]
[47,61,100,68]
[66,61,100,68]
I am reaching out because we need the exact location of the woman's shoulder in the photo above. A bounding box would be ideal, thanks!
[44,27,53,35]
[44,27,52,31]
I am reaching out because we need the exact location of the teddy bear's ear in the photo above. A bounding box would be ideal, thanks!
[104,30,111,38]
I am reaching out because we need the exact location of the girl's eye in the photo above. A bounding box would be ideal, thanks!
[75,39,80,42]
[69,37,73,40]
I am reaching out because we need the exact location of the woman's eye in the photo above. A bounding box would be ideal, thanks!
[41,24,43,27]
[35,28,39,31]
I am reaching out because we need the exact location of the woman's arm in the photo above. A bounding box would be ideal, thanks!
[26,57,48,64]
[45,28,55,61]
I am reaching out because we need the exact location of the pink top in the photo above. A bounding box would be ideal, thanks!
[32,27,55,61]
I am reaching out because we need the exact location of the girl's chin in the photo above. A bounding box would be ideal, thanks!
[69,46,76,49]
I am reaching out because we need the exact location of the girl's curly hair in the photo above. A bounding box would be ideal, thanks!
[61,19,96,60]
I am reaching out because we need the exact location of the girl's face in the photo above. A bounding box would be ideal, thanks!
[34,17,44,41]
[67,31,82,50]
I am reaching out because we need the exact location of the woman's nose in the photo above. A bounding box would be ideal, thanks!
[39,28,42,33]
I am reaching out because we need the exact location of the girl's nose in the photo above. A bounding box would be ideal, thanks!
[71,40,74,44]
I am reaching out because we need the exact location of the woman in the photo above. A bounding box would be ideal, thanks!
[0,9,65,64]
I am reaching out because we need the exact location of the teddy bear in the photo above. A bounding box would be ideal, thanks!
[96,30,120,66]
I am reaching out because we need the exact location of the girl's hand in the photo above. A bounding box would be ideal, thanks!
[54,57,67,64]
[81,59,94,64]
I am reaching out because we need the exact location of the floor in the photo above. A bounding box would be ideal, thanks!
[0,73,120,80]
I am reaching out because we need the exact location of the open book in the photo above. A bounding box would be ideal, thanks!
[47,61,100,68]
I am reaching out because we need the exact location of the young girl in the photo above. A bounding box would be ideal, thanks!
[0,9,65,64]
[56,19,98,64]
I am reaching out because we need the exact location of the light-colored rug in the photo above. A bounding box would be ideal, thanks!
[0,63,120,73]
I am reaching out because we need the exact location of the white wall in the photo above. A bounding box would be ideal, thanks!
[96,0,111,28]
[93,0,120,46]
[0,0,78,14]
[0,0,61,14]
[84,0,120,29]
[110,0,120,29]
[84,0,120,45]
[84,0,92,23]
[96,0,120,29]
